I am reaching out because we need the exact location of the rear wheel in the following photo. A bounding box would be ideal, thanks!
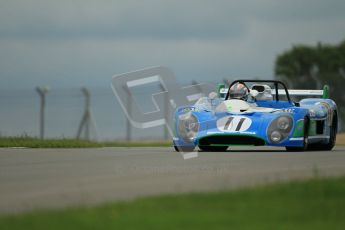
[286,117,309,152]
[198,145,228,152]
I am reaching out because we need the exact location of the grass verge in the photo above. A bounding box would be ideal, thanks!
[1,132,345,148]
[1,176,345,229]
[0,137,171,148]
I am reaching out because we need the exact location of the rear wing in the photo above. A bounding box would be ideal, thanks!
[218,84,330,99]
[275,89,324,97]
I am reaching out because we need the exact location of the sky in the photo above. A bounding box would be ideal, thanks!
[1,0,345,89]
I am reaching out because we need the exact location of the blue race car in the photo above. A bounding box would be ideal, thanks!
[173,80,338,152]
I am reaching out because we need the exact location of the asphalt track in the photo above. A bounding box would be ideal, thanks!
[1,146,345,214]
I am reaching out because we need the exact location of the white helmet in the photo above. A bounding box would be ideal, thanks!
[228,83,249,100]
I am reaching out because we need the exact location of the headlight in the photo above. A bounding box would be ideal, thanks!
[270,131,282,143]
[267,115,293,143]
[178,112,199,142]
[277,116,292,130]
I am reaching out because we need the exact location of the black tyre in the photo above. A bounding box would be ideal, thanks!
[286,117,309,152]
[308,113,337,151]
[198,145,228,152]
[322,113,337,150]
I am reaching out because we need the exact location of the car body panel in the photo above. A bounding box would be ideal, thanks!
[173,80,337,150]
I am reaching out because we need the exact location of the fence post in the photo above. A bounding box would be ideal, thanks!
[76,87,98,140]
[36,86,49,139]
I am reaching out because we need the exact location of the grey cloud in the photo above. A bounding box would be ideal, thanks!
[0,0,248,39]
[1,0,344,40]
[249,0,345,22]
[0,0,345,90]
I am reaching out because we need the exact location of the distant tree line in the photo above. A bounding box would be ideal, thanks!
[275,40,345,130]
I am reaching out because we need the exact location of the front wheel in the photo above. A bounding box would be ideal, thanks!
[286,117,309,152]
[198,145,228,152]
[308,113,337,151]
[320,114,337,150]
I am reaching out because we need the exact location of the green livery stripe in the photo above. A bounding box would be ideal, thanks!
[309,120,317,136]
[293,119,317,137]
[293,120,304,137]
[217,83,225,97]
[323,85,329,99]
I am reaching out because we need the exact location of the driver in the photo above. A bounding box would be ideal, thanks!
[228,82,249,101]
